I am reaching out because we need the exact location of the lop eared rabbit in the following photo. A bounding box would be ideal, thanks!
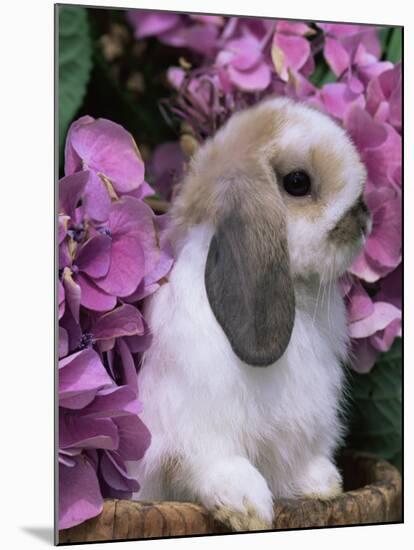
[130,97,370,531]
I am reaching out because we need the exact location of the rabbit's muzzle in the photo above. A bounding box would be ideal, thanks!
[328,195,371,245]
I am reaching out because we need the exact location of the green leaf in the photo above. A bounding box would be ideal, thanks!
[309,59,336,88]
[318,69,337,86]
[378,27,391,56]
[386,28,402,63]
[58,6,92,157]
[346,339,402,470]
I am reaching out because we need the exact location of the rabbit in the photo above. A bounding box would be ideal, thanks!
[128,97,370,532]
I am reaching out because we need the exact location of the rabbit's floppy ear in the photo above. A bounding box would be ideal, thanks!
[205,190,295,367]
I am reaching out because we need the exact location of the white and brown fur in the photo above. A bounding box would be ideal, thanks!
[128,98,370,531]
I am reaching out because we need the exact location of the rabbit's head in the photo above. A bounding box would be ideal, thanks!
[171,97,370,367]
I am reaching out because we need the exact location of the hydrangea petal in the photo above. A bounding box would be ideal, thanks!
[60,307,83,354]
[96,231,145,296]
[365,209,401,269]
[167,66,186,89]
[228,62,271,91]
[126,244,173,302]
[344,28,381,60]
[349,252,382,283]
[80,385,140,418]
[59,216,69,244]
[143,266,168,293]
[320,82,365,119]
[76,234,112,278]
[94,198,159,296]
[60,415,119,450]
[67,117,145,193]
[77,273,117,312]
[347,282,374,323]
[59,348,114,408]
[127,180,155,200]
[190,14,224,26]
[114,414,151,461]
[324,37,349,76]
[161,24,219,55]
[362,124,401,187]
[370,318,401,352]
[377,265,402,309]
[344,104,387,150]
[116,338,139,392]
[349,301,401,339]
[100,450,139,493]
[83,171,112,223]
[62,267,81,323]
[226,37,262,71]
[59,327,69,359]
[127,11,180,39]
[59,240,72,270]
[318,23,364,37]
[358,61,394,87]
[59,454,103,530]
[388,78,402,129]
[351,338,379,373]
[97,338,116,354]
[59,171,89,218]
[124,330,153,354]
[58,280,65,320]
[276,21,314,36]
[272,34,311,81]
[93,304,145,341]
[148,142,185,200]
[64,116,94,175]
[59,449,79,468]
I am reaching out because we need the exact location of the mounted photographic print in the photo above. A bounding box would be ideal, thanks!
[56,3,403,545]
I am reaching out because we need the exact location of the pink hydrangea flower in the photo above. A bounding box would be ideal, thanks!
[346,281,401,372]
[271,21,314,82]
[349,185,401,283]
[216,34,271,91]
[65,116,145,193]
[59,347,150,529]
[59,115,174,529]
[147,142,185,200]
[366,63,402,130]
[127,10,223,56]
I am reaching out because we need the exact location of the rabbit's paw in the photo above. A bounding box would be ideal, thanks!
[199,456,274,531]
[298,456,343,500]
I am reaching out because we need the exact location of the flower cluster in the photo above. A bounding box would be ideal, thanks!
[128,12,402,373]
[58,116,173,529]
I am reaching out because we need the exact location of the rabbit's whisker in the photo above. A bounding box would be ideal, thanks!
[327,255,336,331]
[311,272,324,329]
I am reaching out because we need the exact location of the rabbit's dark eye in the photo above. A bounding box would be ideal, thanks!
[283,170,311,197]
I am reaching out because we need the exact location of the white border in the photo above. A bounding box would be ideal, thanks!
[1,0,411,548]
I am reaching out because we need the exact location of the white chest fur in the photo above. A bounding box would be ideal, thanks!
[133,223,349,503]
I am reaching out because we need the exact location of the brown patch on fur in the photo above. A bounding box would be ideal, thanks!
[310,143,347,199]
[170,101,289,235]
[161,456,182,489]
[329,195,370,244]
[213,499,273,531]
[284,146,342,221]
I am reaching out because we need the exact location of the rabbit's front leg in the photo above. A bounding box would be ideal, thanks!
[187,455,274,531]
[295,455,343,499]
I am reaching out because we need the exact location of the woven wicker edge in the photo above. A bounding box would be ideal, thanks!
[59,450,402,544]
